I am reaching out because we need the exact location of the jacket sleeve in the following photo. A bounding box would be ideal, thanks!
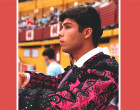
[19,69,118,110]
[25,72,63,90]
[25,66,72,90]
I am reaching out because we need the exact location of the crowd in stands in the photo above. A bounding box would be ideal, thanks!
[18,8,61,32]
[18,0,117,32]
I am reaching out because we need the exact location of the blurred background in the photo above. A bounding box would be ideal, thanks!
[18,0,119,74]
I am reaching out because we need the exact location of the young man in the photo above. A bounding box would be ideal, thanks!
[19,6,118,110]
[42,48,64,77]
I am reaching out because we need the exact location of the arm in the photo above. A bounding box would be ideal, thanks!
[26,72,63,90]
[19,69,118,110]
[18,66,72,90]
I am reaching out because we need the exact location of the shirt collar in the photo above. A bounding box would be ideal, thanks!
[74,47,106,68]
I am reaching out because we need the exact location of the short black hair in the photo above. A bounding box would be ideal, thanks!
[60,6,103,47]
[42,48,55,59]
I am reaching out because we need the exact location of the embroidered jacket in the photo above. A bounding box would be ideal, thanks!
[19,52,118,110]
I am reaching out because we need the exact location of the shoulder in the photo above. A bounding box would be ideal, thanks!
[95,55,118,74]
[53,62,64,69]
[56,63,64,73]
[80,53,118,79]
[85,53,118,72]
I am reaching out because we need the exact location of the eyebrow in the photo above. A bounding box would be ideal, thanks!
[62,22,73,26]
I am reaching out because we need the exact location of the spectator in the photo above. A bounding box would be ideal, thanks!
[42,48,64,77]
[33,16,38,25]
[18,8,62,32]
[26,18,33,26]
[50,16,58,25]
[31,16,38,29]
[26,18,34,30]
[25,14,30,20]
[49,12,56,22]
[20,16,27,31]
[36,20,43,29]
[41,14,47,27]
[54,8,60,16]
[45,20,51,27]
[21,15,26,21]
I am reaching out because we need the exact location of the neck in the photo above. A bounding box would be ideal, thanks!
[73,43,95,61]
[48,59,55,64]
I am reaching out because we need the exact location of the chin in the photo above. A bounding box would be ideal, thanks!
[61,47,70,54]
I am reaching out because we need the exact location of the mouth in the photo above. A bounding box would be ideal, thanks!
[60,40,64,46]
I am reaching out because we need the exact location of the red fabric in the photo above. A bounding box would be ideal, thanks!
[27,20,33,25]
[104,105,118,110]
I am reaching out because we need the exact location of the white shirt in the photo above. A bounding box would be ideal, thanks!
[47,61,64,77]
[75,47,109,67]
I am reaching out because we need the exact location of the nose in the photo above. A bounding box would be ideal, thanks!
[58,29,64,37]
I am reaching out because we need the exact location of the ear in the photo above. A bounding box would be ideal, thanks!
[83,28,93,39]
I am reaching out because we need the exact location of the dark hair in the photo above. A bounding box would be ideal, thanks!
[60,6,103,47]
[42,48,55,59]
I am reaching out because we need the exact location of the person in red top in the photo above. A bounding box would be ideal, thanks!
[26,17,34,30]
[19,6,118,110]
[26,18,33,25]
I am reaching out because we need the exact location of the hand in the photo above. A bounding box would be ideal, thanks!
[18,72,24,88]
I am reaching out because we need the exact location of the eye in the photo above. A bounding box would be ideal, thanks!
[65,25,71,29]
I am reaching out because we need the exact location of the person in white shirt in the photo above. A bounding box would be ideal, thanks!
[19,6,118,110]
[42,48,64,77]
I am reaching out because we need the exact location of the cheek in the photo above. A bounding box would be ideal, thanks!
[64,30,75,42]
[64,28,82,47]
[67,29,79,38]
[69,35,82,50]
